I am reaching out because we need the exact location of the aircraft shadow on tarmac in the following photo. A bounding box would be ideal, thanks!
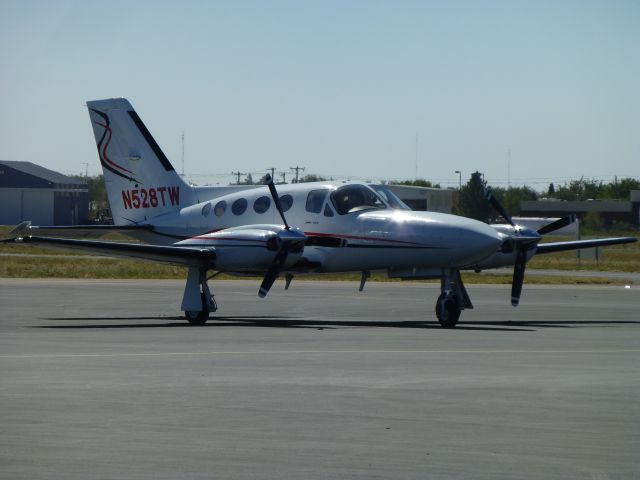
[34,316,640,332]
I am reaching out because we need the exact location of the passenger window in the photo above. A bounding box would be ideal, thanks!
[214,200,226,216]
[305,189,328,213]
[254,196,271,214]
[324,204,334,217]
[280,194,293,212]
[231,198,248,215]
[201,203,212,216]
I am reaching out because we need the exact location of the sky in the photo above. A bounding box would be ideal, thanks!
[0,0,638,189]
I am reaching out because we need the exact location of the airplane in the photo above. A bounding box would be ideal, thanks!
[4,98,637,328]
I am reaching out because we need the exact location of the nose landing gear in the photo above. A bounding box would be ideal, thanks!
[435,269,472,329]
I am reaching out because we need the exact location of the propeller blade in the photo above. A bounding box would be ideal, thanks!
[537,215,576,235]
[485,188,514,227]
[266,174,290,230]
[258,246,289,298]
[511,247,527,306]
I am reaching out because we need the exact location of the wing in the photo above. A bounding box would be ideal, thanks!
[536,237,637,255]
[13,236,215,268]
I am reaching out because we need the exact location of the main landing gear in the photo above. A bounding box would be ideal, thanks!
[182,267,217,325]
[435,269,472,329]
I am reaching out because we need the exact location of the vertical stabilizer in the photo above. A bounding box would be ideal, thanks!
[86,98,195,225]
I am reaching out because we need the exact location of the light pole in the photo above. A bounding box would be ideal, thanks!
[454,170,462,190]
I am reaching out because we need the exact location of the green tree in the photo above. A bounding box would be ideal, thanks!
[242,173,255,185]
[392,178,441,188]
[601,178,640,200]
[298,174,327,183]
[72,174,109,219]
[554,178,603,201]
[583,211,604,231]
[490,186,538,216]
[456,171,492,222]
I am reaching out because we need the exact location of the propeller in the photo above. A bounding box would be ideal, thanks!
[537,214,576,235]
[509,213,577,306]
[258,175,306,298]
[485,188,514,227]
[485,188,537,307]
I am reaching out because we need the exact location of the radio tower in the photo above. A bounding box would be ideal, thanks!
[181,131,185,177]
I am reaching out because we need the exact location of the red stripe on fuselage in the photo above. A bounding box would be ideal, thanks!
[303,231,423,246]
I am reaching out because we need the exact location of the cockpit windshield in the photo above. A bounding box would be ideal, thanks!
[370,185,411,210]
[330,184,387,215]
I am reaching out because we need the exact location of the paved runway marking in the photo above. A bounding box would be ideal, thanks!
[2,349,640,359]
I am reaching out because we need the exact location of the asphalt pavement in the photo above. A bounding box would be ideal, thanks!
[1,279,638,479]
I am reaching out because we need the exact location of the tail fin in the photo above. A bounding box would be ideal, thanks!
[86,98,195,225]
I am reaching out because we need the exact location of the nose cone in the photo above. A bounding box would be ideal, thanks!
[373,210,503,267]
[453,220,504,265]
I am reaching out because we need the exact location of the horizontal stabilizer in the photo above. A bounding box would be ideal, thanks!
[10,222,153,239]
[14,236,215,268]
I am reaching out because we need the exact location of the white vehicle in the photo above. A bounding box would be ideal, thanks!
[7,98,636,328]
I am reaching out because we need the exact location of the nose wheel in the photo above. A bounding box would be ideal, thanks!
[435,293,461,328]
[434,269,471,328]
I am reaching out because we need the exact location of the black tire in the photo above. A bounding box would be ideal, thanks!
[184,293,210,325]
[435,295,461,329]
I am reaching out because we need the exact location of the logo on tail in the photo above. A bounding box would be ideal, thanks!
[90,108,140,184]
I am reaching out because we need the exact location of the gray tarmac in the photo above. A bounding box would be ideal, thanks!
[1,278,639,479]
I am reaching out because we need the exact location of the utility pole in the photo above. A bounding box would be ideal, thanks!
[267,167,276,181]
[455,170,462,190]
[81,162,89,179]
[280,172,287,184]
[231,171,246,185]
[290,166,305,183]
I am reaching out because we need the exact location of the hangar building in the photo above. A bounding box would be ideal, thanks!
[0,160,88,226]
[385,184,454,213]
[521,190,640,228]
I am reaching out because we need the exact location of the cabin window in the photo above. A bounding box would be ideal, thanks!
[214,200,226,216]
[231,198,248,215]
[201,203,212,216]
[331,184,385,215]
[370,185,411,210]
[280,194,293,212]
[254,196,271,214]
[324,204,334,217]
[305,189,329,213]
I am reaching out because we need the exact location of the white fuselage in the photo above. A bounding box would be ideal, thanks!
[138,182,503,275]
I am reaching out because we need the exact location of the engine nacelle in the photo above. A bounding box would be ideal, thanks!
[176,225,306,272]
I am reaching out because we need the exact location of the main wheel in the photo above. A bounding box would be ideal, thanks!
[435,294,461,329]
[184,293,210,325]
